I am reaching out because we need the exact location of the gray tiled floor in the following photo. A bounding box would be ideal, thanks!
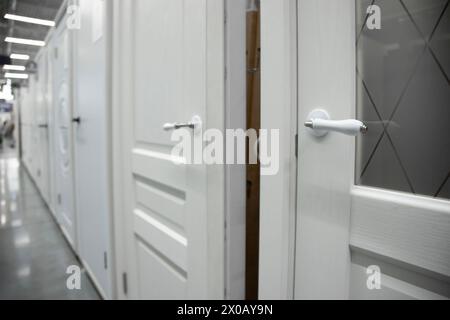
[0,143,100,300]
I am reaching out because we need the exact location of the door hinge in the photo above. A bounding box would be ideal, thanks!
[57,193,62,205]
[103,251,108,269]
[295,134,298,158]
[122,272,128,295]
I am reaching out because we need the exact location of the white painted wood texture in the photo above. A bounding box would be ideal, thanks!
[294,0,356,299]
[350,251,449,300]
[351,186,450,278]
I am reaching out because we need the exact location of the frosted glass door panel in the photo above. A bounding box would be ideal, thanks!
[356,0,450,199]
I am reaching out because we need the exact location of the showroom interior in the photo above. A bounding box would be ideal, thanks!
[0,0,449,300]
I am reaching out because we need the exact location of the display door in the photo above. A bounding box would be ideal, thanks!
[73,0,112,297]
[35,54,51,203]
[52,23,77,247]
[295,0,450,299]
[116,0,214,299]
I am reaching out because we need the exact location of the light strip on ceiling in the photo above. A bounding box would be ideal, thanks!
[3,65,26,71]
[10,53,30,60]
[5,72,29,79]
[5,37,45,47]
[4,14,55,27]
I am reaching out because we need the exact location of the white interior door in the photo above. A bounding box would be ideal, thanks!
[114,0,220,299]
[35,54,50,203]
[52,22,77,247]
[295,0,450,299]
[73,0,112,298]
[46,42,57,215]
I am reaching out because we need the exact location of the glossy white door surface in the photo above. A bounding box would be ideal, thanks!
[294,0,450,299]
[73,0,112,298]
[114,0,215,299]
[52,22,77,248]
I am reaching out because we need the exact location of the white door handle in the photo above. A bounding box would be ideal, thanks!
[304,109,367,137]
[163,115,202,133]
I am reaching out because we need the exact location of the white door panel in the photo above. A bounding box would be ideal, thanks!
[260,0,450,300]
[293,0,450,300]
[116,0,215,299]
[46,42,57,215]
[295,0,355,299]
[35,54,51,203]
[133,0,186,147]
[136,239,187,299]
[52,21,77,247]
[73,0,112,298]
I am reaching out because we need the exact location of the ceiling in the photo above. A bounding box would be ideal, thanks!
[0,0,63,73]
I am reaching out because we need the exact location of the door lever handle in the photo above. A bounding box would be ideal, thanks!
[163,123,195,130]
[163,115,202,133]
[38,124,48,129]
[304,109,367,137]
[72,117,81,124]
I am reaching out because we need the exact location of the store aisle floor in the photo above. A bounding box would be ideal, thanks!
[0,143,100,300]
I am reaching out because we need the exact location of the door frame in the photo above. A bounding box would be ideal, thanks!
[111,0,226,299]
[258,0,299,300]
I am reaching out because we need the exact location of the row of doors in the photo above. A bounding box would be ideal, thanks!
[19,0,449,299]
[19,18,77,262]
[18,0,113,298]
[22,0,213,299]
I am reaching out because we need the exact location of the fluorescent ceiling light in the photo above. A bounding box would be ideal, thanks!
[5,37,45,47]
[5,72,29,79]
[3,65,26,71]
[10,53,30,60]
[4,14,55,27]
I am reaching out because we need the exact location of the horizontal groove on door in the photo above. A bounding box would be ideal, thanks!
[134,174,186,201]
[350,247,450,298]
[350,186,450,278]
[134,209,187,271]
[135,238,187,298]
[135,203,185,238]
[135,178,185,231]
[132,148,186,191]
[136,237,188,280]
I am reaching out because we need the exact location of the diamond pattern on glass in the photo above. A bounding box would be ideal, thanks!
[356,0,450,200]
